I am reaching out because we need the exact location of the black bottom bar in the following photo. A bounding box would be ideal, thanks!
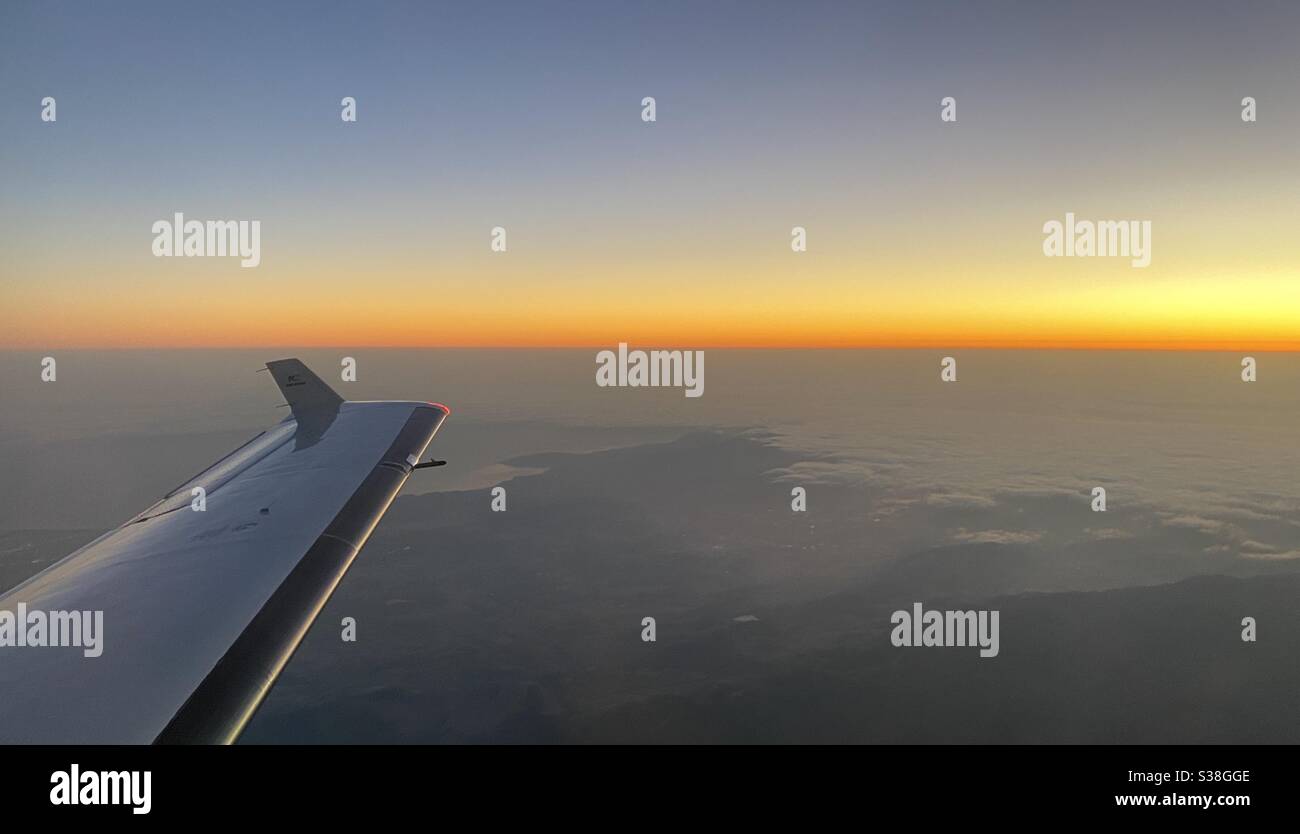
[7,744,1281,820]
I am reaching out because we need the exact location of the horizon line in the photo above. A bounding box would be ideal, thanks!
[4,341,1300,353]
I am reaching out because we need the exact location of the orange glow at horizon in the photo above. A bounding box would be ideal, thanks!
[6,286,1300,352]
[6,224,1300,352]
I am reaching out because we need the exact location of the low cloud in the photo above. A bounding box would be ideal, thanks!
[1160,514,1228,534]
[926,492,997,509]
[1240,549,1300,561]
[1086,527,1134,540]
[952,528,1042,545]
[765,460,872,486]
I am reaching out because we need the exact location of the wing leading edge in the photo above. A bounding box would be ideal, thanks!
[0,359,449,744]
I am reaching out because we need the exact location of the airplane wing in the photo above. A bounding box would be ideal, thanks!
[0,359,449,744]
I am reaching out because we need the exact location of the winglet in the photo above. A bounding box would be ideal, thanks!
[265,358,344,420]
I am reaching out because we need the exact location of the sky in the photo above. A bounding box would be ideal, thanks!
[2,0,1299,349]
